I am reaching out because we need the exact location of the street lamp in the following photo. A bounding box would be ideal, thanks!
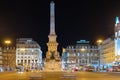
[96,39,103,72]
[4,40,11,71]
[97,40,102,45]
[5,40,11,50]
[5,40,11,44]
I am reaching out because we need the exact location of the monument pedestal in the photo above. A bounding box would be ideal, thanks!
[44,60,61,71]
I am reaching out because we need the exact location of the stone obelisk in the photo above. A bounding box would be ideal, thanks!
[44,1,61,71]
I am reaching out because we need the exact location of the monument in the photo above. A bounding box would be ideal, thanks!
[44,1,61,71]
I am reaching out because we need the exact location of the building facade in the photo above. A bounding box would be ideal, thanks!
[2,46,16,71]
[101,37,115,66]
[62,40,99,70]
[16,38,42,71]
[100,16,120,67]
[115,16,120,63]
[0,47,2,71]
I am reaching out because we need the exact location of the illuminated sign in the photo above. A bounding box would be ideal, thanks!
[76,40,89,44]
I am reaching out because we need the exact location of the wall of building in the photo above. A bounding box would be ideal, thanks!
[16,38,42,71]
[101,37,115,66]
[62,40,99,70]
[0,47,2,72]
[2,46,16,71]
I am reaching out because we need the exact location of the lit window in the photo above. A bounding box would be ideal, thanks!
[119,30,120,36]
[67,53,69,56]
[78,53,80,56]
[115,32,117,37]
[87,53,89,56]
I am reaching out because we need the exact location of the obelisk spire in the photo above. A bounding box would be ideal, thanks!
[50,1,55,34]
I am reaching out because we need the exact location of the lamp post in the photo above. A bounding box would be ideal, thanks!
[4,40,11,71]
[96,39,103,72]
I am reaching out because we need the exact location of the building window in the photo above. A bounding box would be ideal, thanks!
[17,60,19,63]
[21,60,23,64]
[25,60,27,63]
[94,54,97,56]
[78,53,80,56]
[79,60,81,63]
[32,60,34,63]
[35,60,37,63]
[82,60,84,63]
[67,53,69,56]
[87,53,89,56]
[82,54,84,56]
[74,53,76,56]
[91,53,93,56]
[115,32,117,37]
[28,60,30,64]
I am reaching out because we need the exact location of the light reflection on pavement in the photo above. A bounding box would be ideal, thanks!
[0,71,120,80]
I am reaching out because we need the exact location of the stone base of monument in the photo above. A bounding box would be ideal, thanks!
[43,60,62,71]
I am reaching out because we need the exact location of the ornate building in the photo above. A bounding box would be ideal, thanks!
[16,38,42,71]
[115,16,120,63]
[2,46,16,71]
[101,16,120,67]
[44,1,61,71]
[62,40,99,70]
[101,36,115,66]
[0,47,2,71]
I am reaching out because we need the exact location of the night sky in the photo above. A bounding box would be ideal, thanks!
[0,0,120,56]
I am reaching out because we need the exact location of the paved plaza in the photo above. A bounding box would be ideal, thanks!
[0,71,120,80]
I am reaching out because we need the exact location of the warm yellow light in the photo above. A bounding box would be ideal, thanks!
[81,48,85,52]
[20,48,25,51]
[62,48,66,53]
[97,39,103,45]
[5,40,11,44]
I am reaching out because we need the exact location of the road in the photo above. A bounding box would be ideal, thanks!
[0,71,120,80]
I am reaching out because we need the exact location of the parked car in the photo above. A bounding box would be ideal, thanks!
[85,66,95,72]
[88,66,95,72]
